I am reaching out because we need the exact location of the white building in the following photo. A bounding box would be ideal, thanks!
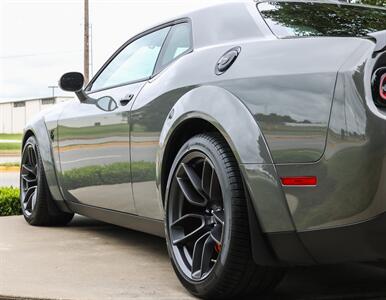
[0,96,73,134]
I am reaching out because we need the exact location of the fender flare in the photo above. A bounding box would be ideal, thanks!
[23,118,71,213]
[157,86,300,265]
[158,85,273,168]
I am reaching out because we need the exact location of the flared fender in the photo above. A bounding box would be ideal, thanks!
[158,86,297,235]
[23,117,71,213]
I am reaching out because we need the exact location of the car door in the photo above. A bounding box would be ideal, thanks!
[57,26,171,213]
[130,21,193,219]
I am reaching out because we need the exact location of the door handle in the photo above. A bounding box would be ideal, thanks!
[120,94,134,106]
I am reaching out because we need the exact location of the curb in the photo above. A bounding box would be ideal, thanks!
[0,296,62,300]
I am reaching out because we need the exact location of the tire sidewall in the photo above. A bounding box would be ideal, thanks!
[164,135,236,296]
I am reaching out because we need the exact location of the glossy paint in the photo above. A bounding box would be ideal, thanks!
[276,41,386,231]
[22,1,386,264]
[56,82,145,213]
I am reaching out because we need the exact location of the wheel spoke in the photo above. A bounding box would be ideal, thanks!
[176,177,207,207]
[28,146,34,165]
[22,164,35,176]
[201,159,213,196]
[26,146,32,164]
[192,235,215,279]
[171,214,208,246]
[31,193,37,211]
[24,186,37,204]
[32,146,37,166]
[25,194,33,210]
[24,186,37,211]
[21,174,37,184]
[210,224,222,244]
[209,169,221,203]
[181,163,208,199]
[200,235,215,278]
[212,209,224,225]
[191,232,210,279]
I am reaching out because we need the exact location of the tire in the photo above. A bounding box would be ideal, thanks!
[20,136,74,226]
[165,133,283,299]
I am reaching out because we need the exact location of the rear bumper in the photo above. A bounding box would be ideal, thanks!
[260,211,386,265]
[298,211,386,264]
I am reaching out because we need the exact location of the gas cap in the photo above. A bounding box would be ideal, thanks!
[215,46,241,75]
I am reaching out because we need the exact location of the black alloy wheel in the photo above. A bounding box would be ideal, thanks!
[21,142,39,217]
[165,133,284,299]
[20,136,74,226]
[168,151,225,281]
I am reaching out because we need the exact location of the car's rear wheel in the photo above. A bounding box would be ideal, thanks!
[20,136,74,226]
[165,133,283,299]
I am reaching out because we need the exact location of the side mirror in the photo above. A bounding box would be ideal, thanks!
[59,72,87,102]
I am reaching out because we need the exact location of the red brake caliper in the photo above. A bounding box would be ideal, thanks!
[214,243,222,253]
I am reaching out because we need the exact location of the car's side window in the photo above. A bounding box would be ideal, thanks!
[90,26,171,92]
[155,22,192,73]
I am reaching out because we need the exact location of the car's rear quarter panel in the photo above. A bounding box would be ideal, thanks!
[220,37,372,164]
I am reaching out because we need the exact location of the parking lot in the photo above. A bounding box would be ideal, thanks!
[2,216,386,300]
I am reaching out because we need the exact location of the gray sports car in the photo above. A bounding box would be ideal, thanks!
[20,1,386,298]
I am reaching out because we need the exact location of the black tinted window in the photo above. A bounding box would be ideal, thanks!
[156,23,192,72]
[258,2,386,38]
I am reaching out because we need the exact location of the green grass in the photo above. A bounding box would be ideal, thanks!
[0,133,22,140]
[0,134,22,153]
[0,143,21,151]
[0,187,21,216]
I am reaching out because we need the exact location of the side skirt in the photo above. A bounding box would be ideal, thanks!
[66,201,165,238]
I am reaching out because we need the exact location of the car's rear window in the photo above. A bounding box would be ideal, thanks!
[258,2,386,38]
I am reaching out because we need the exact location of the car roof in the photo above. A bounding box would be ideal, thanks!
[130,0,385,50]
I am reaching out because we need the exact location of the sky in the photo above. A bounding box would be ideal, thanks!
[0,0,222,102]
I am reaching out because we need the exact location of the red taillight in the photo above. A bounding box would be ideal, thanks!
[280,176,317,186]
[380,73,386,101]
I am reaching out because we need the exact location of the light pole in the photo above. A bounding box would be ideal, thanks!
[84,0,90,84]
[48,86,58,98]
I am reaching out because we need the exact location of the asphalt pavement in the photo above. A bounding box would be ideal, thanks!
[1,216,386,300]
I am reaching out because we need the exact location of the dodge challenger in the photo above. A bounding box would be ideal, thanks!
[20,1,386,298]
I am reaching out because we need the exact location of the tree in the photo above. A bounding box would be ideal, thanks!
[360,0,386,6]
[259,3,386,38]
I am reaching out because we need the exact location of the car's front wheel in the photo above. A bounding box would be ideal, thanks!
[165,133,283,299]
[20,136,74,226]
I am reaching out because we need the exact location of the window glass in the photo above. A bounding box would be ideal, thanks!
[157,23,192,71]
[91,27,170,91]
[258,2,386,38]
[41,98,55,105]
[13,101,25,108]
